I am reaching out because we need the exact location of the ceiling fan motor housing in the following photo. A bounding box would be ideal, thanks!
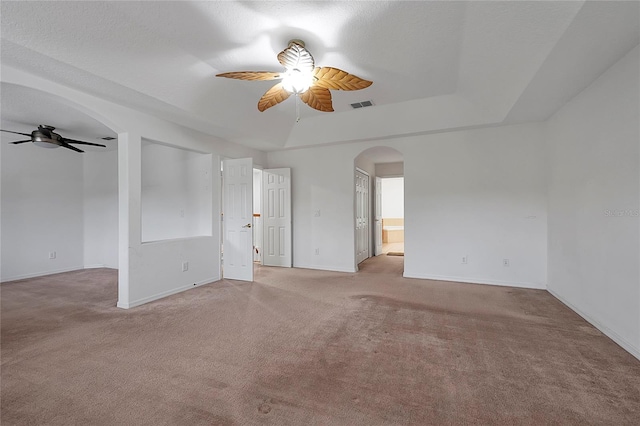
[33,125,62,148]
[288,39,305,48]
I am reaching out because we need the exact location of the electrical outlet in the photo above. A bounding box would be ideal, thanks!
[503,259,510,267]
[462,256,468,264]
[315,248,320,255]
[49,251,56,260]
[182,261,189,272]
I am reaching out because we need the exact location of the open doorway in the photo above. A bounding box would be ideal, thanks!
[221,164,291,279]
[253,168,263,264]
[381,177,404,255]
[354,146,404,271]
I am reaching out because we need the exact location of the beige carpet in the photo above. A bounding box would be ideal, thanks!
[2,256,639,425]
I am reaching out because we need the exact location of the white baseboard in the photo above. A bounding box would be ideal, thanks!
[84,264,105,269]
[294,264,357,273]
[84,264,118,270]
[547,288,640,361]
[402,272,546,290]
[1,266,85,283]
[117,275,220,309]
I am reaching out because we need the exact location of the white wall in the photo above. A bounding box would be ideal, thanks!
[269,145,361,272]
[375,162,404,177]
[83,150,118,269]
[381,178,404,218]
[268,122,548,284]
[547,45,639,358]
[1,138,119,280]
[1,140,84,281]
[401,123,547,288]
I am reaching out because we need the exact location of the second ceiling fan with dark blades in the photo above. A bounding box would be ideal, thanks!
[217,40,373,113]
[1,125,106,153]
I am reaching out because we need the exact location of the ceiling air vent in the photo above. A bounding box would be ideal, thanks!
[101,136,116,141]
[350,100,374,109]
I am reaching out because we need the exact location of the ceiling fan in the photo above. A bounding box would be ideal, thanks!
[1,125,106,153]
[217,40,372,113]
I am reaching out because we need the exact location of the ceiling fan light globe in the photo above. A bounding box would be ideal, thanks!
[33,141,59,149]
[32,131,60,148]
[281,68,313,94]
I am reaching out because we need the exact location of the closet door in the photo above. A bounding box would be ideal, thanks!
[355,169,370,264]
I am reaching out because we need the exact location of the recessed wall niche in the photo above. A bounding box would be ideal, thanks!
[141,140,212,242]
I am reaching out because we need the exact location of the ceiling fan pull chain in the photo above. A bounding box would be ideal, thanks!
[295,95,301,123]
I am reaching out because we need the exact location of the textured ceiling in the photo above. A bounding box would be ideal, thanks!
[1,1,638,152]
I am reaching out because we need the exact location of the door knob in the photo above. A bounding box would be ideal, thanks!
[243,223,252,228]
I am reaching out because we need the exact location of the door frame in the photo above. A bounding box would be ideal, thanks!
[374,176,383,256]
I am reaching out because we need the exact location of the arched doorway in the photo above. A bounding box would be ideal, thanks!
[1,82,120,296]
[353,146,404,271]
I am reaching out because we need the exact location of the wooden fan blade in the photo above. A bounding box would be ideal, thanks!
[300,86,334,112]
[9,140,32,144]
[63,138,106,147]
[313,67,373,91]
[1,129,32,137]
[216,71,282,81]
[258,83,291,112]
[60,141,84,152]
[277,43,314,73]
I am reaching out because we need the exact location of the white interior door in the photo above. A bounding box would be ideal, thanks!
[223,158,253,281]
[262,168,292,267]
[355,169,370,265]
[375,176,383,255]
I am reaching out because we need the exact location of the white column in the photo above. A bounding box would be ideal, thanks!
[117,132,142,309]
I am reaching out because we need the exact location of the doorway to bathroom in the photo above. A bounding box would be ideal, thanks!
[380,177,404,255]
